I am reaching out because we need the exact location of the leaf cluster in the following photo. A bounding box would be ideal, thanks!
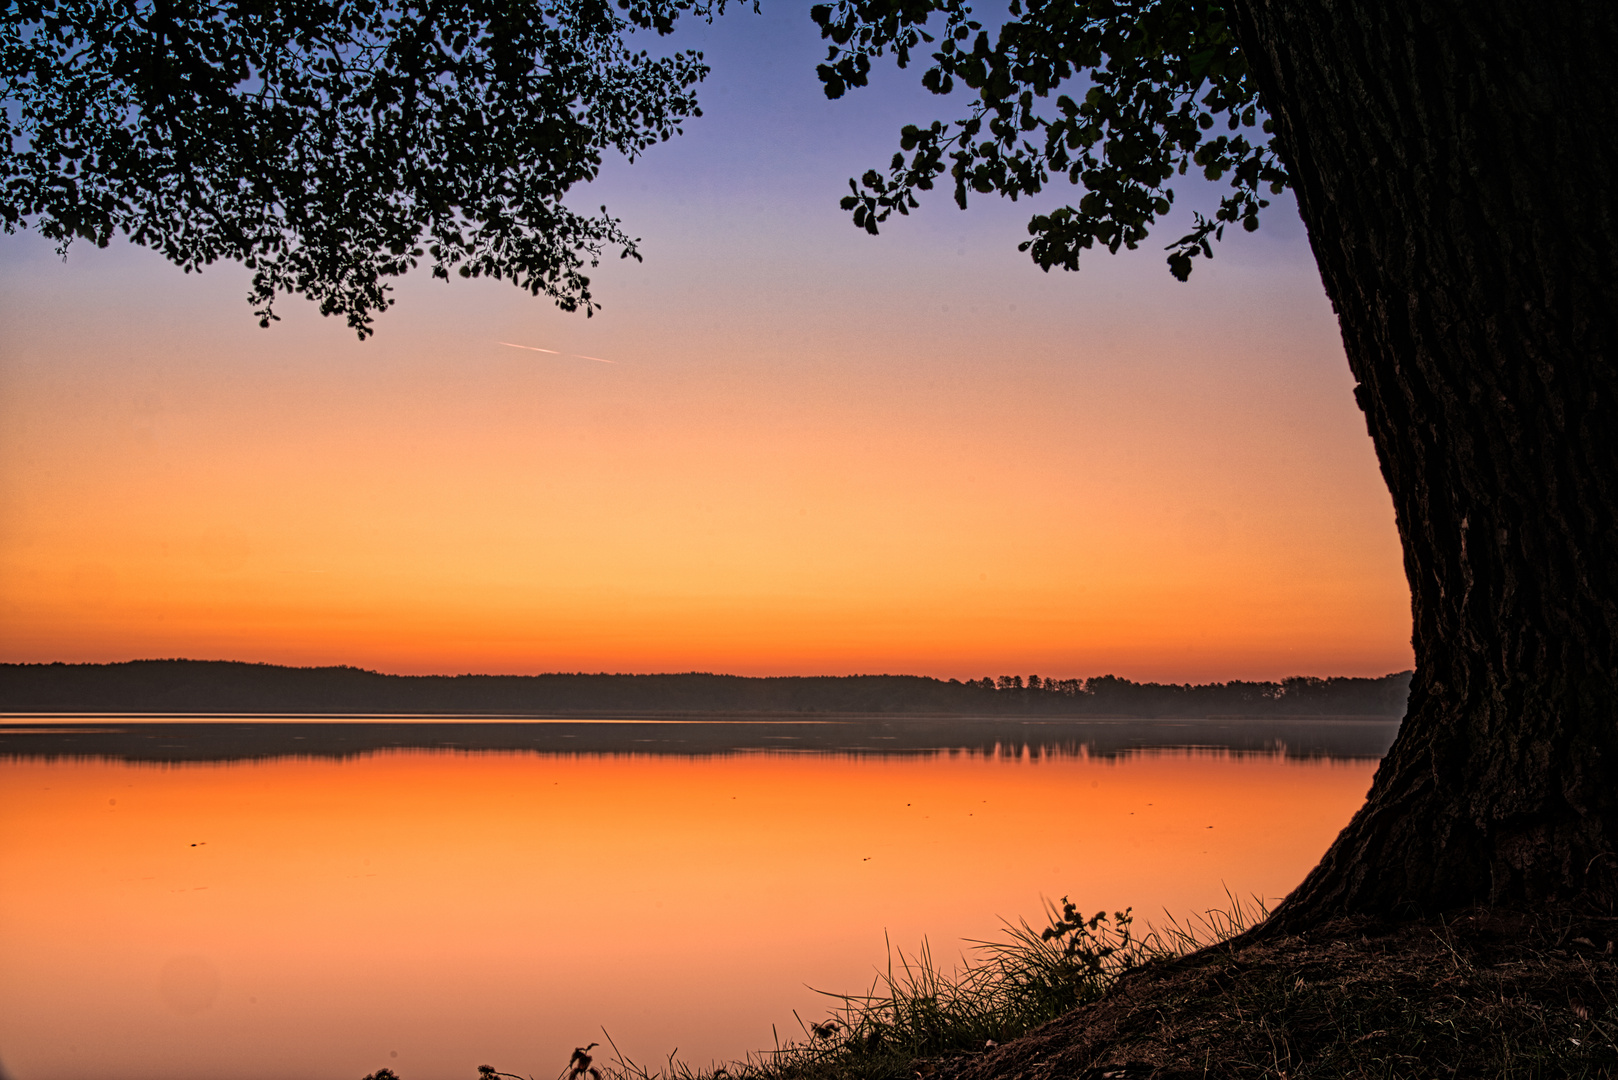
[1,0,734,335]
[809,0,1291,279]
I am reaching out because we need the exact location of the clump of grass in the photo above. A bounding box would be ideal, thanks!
[586,894,1266,1080]
[807,895,1263,1067]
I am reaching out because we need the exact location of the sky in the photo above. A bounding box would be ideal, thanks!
[0,5,1413,682]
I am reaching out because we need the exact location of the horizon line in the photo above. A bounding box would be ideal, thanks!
[1,657,1415,686]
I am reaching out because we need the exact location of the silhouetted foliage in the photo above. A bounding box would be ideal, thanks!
[1,0,736,334]
[809,0,1287,279]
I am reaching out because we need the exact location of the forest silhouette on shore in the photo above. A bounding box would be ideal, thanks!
[1,659,1411,718]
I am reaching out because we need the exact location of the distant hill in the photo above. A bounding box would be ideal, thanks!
[0,660,1412,717]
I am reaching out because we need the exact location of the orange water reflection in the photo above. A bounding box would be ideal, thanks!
[0,748,1373,1080]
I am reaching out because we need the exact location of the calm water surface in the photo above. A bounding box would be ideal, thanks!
[0,717,1391,1080]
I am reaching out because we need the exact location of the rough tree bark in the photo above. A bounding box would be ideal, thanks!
[1225,0,1618,922]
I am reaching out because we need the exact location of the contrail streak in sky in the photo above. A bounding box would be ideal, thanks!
[497,341,614,363]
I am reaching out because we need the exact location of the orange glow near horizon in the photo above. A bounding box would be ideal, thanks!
[0,233,1410,681]
[0,748,1376,1078]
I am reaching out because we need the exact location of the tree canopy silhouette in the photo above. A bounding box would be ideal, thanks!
[1,0,726,335]
[812,0,1286,281]
[809,0,1618,927]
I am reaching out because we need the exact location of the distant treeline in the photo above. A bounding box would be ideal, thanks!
[0,660,1413,717]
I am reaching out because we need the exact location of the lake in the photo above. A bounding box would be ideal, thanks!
[0,716,1395,1080]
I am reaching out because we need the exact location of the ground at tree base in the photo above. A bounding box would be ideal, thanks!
[917,909,1618,1080]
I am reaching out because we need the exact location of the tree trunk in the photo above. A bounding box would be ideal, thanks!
[1224,0,1618,922]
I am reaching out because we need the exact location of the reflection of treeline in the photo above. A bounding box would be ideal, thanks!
[0,660,1412,717]
[0,716,1403,763]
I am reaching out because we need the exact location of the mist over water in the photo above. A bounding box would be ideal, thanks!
[0,718,1386,1080]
